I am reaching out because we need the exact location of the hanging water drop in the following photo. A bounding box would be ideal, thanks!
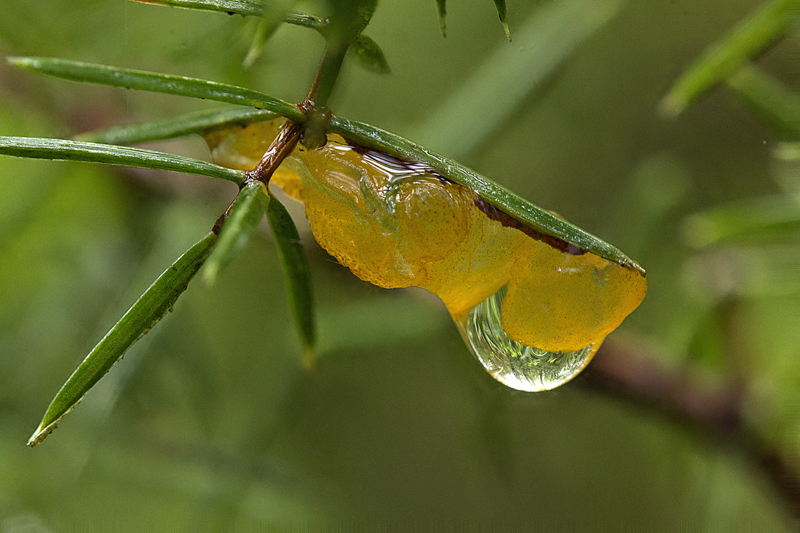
[453,286,597,391]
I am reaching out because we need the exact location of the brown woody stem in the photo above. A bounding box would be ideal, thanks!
[212,120,302,236]
[581,339,800,523]
[245,120,303,185]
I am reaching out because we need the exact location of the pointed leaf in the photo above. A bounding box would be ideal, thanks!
[727,65,800,136]
[28,232,218,446]
[660,0,800,117]
[265,191,316,367]
[327,115,643,273]
[77,108,278,145]
[7,57,305,124]
[204,180,269,283]
[492,0,512,40]
[243,0,294,68]
[127,0,326,32]
[436,0,447,37]
[130,0,262,15]
[243,18,273,68]
[0,136,244,185]
[348,34,391,74]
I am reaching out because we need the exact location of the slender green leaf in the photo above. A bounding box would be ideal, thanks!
[328,115,644,273]
[130,0,261,15]
[436,0,447,37]
[683,196,800,248]
[28,232,218,447]
[660,0,800,117]
[265,190,316,367]
[76,108,278,145]
[243,18,273,68]
[492,0,512,41]
[411,0,622,161]
[7,57,306,124]
[204,180,269,283]
[727,65,800,136]
[128,0,326,31]
[243,0,293,68]
[348,34,391,74]
[0,136,245,185]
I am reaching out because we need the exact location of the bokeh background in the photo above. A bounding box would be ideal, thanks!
[1,0,798,528]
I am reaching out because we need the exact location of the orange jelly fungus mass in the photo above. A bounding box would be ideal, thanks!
[205,120,647,354]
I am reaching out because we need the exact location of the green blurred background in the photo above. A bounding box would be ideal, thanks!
[1,0,798,528]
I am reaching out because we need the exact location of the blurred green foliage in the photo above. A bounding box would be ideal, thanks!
[0,0,798,528]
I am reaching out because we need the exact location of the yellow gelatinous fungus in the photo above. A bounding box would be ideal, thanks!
[205,119,647,389]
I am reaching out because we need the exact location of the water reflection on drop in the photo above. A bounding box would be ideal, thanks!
[453,286,596,392]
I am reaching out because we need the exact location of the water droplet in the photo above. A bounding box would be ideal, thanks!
[453,286,596,392]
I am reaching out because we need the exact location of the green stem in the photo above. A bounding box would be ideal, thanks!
[300,42,349,148]
[306,41,349,110]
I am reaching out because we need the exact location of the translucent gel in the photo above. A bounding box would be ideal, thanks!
[205,120,647,390]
